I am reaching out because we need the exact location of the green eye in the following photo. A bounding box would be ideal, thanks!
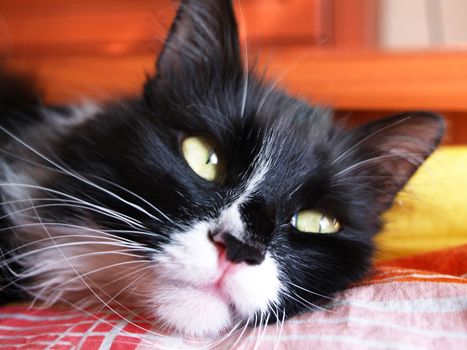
[181,136,225,182]
[291,210,341,234]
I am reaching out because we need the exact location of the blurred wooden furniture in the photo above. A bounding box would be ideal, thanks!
[0,0,377,55]
[1,0,466,143]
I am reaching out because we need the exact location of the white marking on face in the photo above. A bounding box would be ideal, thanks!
[150,219,282,336]
[152,286,232,337]
[218,203,245,240]
[154,222,221,286]
[237,139,273,204]
[223,253,281,317]
[215,138,273,242]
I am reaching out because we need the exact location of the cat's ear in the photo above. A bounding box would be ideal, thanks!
[352,112,444,211]
[154,0,241,82]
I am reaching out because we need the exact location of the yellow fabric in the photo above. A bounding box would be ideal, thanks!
[375,146,467,261]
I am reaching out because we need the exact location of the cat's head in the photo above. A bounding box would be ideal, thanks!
[5,0,444,337]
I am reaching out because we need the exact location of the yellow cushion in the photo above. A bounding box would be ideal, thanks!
[375,146,467,261]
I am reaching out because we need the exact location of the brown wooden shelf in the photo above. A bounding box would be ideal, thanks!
[5,49,467,113]
[0,0,327,56]
[263,49,467,112]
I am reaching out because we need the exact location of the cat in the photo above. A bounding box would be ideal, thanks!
[0,0,444,338]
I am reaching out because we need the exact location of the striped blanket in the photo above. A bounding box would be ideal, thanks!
[1,245,466,349]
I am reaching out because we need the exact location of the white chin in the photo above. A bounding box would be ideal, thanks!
[154,286,233,337]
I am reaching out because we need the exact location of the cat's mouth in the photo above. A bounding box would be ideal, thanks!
[191,259,243,300]
[162,255,244,305]
[149,226,281,336]
[151,275,241,337]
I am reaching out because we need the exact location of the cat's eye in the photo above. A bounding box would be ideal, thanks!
[181,135,225,182]
[291,210,341,234]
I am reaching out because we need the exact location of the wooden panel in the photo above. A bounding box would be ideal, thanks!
[238,0,328,46]
[0,0,176,56]
[0,0,328,56]
[262,49,467,113]
[335,111,467,145]
[329,0,378,48]
[6,50,467,116]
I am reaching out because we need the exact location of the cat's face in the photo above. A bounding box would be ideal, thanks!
[2,0,443,338]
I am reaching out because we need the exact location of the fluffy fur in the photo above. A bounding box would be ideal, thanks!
[0,0,444,337]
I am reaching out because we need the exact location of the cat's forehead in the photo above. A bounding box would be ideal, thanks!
[180,81,334,147]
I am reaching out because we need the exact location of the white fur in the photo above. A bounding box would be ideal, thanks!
[223,253,281,317]
[238,143,272,204]
[42,102,101,130]
[153,286,232,336]
[218,203,245,240]
[149,215,282,336]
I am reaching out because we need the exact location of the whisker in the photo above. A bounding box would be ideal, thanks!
[88,174,174,224]
[0,233,150,260]
[237,0,249,119]
[0,201,143,229]
[0,126,162,223]
[0,149,173,224]
[256,49,314,119]
[26,205,181,344]
[0,182,146,229]
[0,241,151,269]
[269,305,280,350]
[274,307,286,350]
[58,299,156,348]
[331,117,412,165]
[334,152,426,178]
[50,260,149,291]
[288,281,337,301]
[227,318,250,350]
[254,310,270,350]
[289,290,335,313]
[1,251,151,295]
[27,255,152,310]
[11,206,225,348]
[252,311,263,350]
[202,320,243,349]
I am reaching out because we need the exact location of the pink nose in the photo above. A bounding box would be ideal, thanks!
[208,231,264,265]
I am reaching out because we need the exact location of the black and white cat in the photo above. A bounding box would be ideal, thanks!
[0,0,444,337]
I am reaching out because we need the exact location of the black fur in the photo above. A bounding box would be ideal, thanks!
[0,0,444,331]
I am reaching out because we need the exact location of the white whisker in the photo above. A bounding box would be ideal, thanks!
[334,152,425,178]
[227,318,250,350]
[288,281,337,300]
[0,241,150,269]
[331,117,412,165]
[0,148,173,223]
[237,0,248,118]
[89,174,174,224]
[0,201,143,229]
[289,290,335,313]
[0,182,146,229]
[0,126,162,223]
[255,310,270,350]
[58,299,156,348]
